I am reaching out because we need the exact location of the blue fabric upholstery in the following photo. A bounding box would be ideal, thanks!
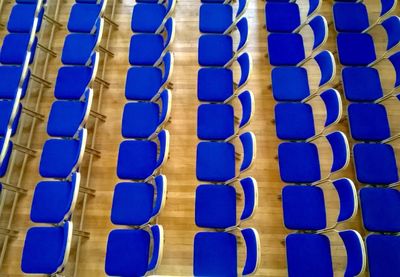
[199,4,233,33]
[382,16,400,51]
[326,132,349,173]
[148,225,163,271]
[197,68,233,102]
[381,0,396,15]
[131,3,166,33]
[47,101,86,137]
[152,175,166,217]
[68,3,101,33]
[389,51,400,87]
[0,66,30,99]
[198,35,233,66]
[366,234,400,277]
[342,67,383,102]
[332,178,356,223]
[337,33,376,66]
[61,34,97,65]
[55,66,93,100]
[242,228,259,276]
[314,50,335,87]
[125,66,163,101]
[122,102,160,139]
[271,67,310,101]
[333,3,369,32]
[320,89,341,128]
[308,0,320,15]
[308,15,327,51]
[0,33,37,65]
[339,230,365,277]
[265,3,301,33]
[268,34,305,66]
[7,4,44,33]
[240,132,255,172]
[129,34,164,66]
[240,177,257,221]
[0,101,21,136]
[238,91,253,128]
[197,104,234,140]
[0,139,12,178]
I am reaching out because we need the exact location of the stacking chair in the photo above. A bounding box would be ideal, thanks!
[68,0,107,33]
[0,65,31,100]
[129,18,175,66]
[7,1,44,33]
[278,131,350,184]
[131,0,176,33]
[286,230,366,277]
[125,51,173,101]
[122,89,171,139]
[366,234,400,277]
[198,52,251,103]
[0,33,38,65]
[195,177,257,229]
[267,15,328,66]
[117,130,169,181]
[111,175,167,226]
[274,89,342,141]
[199,0,248,34]
[21,221,73,274]
[198,17,248,67]
[196,132,255,183]
[193,228,260,276]
[282,178,357,231]
[105,225,164,276]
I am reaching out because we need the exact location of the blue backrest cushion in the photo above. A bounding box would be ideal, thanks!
[326,131,349,173]
[333,178,356,222]
[320,89,341,128]
[382,16,400,51]
[314,50,335,87]
[242,228,259,275]
[339,230,365,277]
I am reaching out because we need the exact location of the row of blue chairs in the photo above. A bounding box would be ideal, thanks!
[105,0,176,275]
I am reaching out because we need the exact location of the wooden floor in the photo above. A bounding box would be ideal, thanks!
[0,0,399,276]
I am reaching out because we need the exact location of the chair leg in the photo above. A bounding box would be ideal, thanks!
[0,227,18,238]
[37,43,57,58]
[103,15,119,29]
[73,229,90,239]
[1,181,27,194]
[14,143,37,157]
[98,45,115,58]
[95,77,110,88]
[79,186,96,197]
[22,107,45,121]
[90,110,107,122]
[31,73,52,88]
[43,14,63,28]
[85,147,101,158]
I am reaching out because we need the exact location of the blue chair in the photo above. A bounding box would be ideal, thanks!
[197,90,254,140]
[21,221,72,274]
[7,2,44,33]
[122,89,171,139]
[198,52,251,103]
[366,234,400,277]
[278,131,350,184]
[275,89,342,141]
[193,228,260,276]
[0,100,22,138]
[30,172,80,224]
[117,129,169,180]
[0,33,38,65]
[67,0,106,33]
[111,175,167,226]
[39,128,87,179]
[0,65,31,100]
[267,15,328,66]
[271,50,336,102]
[282,178,357,231]
[125,51,174,101]
[131,0,176,33]
[129,18,175,66]
[196,132,256,183]
[195,177,257,229]
[199,0,248,34]
[286,230,366,277]
[198,17,248,66]
[105,225,164,276]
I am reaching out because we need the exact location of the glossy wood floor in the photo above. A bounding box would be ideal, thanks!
[0,0,399,276]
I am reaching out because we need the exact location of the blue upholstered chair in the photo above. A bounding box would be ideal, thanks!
[0,65,31,100]
[67,0,107,33]
[105,225,164,276]
[366,234,400,277]
[193,228,260,276]
[195,177,258,229]
[0,33,38,65]
[111,175,167,226]
[7,2,44,33]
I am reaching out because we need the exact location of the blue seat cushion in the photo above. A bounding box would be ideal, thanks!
[196,142,235,182]
[360,188,400,232]
[55,66,93,100]
[286,234,333,277]
[193,232,237,276]
[348,104,390,141]
[197,104,234,140]
[8,4,43,33]
[0,33,37,65]
[61,34,97,65]
[342,67,383,102]
[105,229,150,276]
[111,182,155,226]
[275,103,315,140]
[282,186,327,230]
[117,140,157,180]
[198,35,233,66]
[129,34,164,66]
[197,68,233,102]
[68,3,101,33]
[268,34,305,66]
[199,4,233,33]
[271,67,310,102]
[0,66,30,99]
[333,3,369,32]
[122,102,160,139]
[0,138,12,178]
[195,184,236,228]
[39,139,80,179]
[131,4,166,33]
[337,33,376,66]
[367,235,400,277]
[47,101,86,137]
[125,66,163,101]
[353,143,399,185]
[265,3,301,33]
[278,142,321,183]
[0,101,21,137]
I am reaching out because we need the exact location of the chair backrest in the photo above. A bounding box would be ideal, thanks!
[166,0,176,16]
[237,52,252,90]
[381,16,400,51]
[236,17,249,54]
[332,178,357,223]
[326,131,350,174]
[89,52,100,86]
[94,17,105,49]
[381,0,397,16]
[314,50,336,87]
[161,51,174,88]
[164,18,175,49]
[239,177,258,221]
[58,221,73,274]
[155,129,170,169]
[320,89,342,129]
[0,133,12,175]
[80,89,94,131]
[236,0,249,19]
[157,89,172,128]
[239,131,256,173]
[151,175,167,218]
[241,228,261,276]
[308,15,328,52]
[388,49,400,88]
[238,90,255,129]
[64,172,81,222]
[148,225,164,271]
[100,0,108,15]
[308,0,322,16]
[73,128,88,172]
[339,230,366,277]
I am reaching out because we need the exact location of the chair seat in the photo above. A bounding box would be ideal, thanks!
[282,186,327,230]
[0,34,37,65]
[366,235,400,277]
[197,104,234,140]
[268,34,305,66]
[129,34,164,66]
[196,142,235,182]
[0,101,21,137]
[117,140,157,180]
[47,101,86,137]
[348,104,390,141]
[61,34,97,65]
[275,103,315,140]
[278,142,321,183]
[0,66,30,99]
[194,232,237,276]
[68,3,101,33]
[131,4,166,33]
[353,143,399,185]
[199,4,233,33]
[342,67,383,102]
[198,35,233,66]
[55,66,93,100]
[0,138,12,178]
[195,184,236,228]
[337,33,376,66]
[333,3,369,32]
[360,188,400,232]
[122,102,160,139]
[197,68,233,102]
[7,4,44,33]
[265,3,301,33]
[271,67,310,102]
[125,66,163,101]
